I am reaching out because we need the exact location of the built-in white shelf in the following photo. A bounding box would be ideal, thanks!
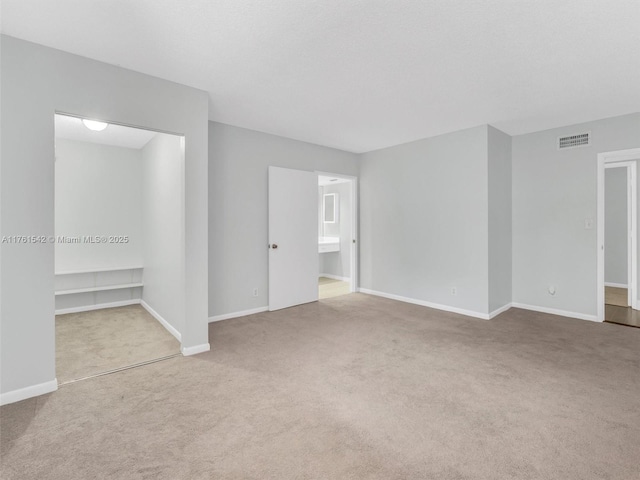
[319,236,340,253]
[55,282,144,296]
[54,265,144,313]
[55,265,143,275]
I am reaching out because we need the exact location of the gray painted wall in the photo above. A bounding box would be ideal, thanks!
[512,113,640,316]
[0,36,209,398]
[142,134,185,336]
[208,122,359,317]
[488,127,513,312]
[360,125,491,315]
[55,139,144,271]
[604,168,628,286]
[319,182,351,279]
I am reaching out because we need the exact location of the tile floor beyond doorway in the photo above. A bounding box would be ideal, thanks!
[604,286,640,328]
[605,286,628,307]
[605,304,640,328]
[56,305,180,383]
[319,276,351,299]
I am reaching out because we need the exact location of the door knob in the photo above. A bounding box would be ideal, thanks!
[271,244,278,249]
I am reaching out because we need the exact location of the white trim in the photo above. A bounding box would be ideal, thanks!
[181,343,210,356]
[0,379,58,406]
[488,303,512,319]
[605,282,628,289]
[628,163,637,309]
[208,306,269,323]
[140,300,181,342]
[55,265,143,275]
[511,302,599,322]
[55,299,140,315]
[359,288,491,320]
[319,273,351,282]
[350,177,359,293]
[55,282,143,295]
[597,149,640,321]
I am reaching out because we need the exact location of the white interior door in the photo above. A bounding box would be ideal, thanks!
[268,166,319,311]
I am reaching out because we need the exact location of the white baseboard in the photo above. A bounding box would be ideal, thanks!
[359,288,491,320]
[319,273,351,282]
[181,343,210,356]
[55,299,140,315]
[511,302,599,322]
[605,282,628,288]
[0,378,58,406]
[488,303,513,319]
[208,306,269,323]
[358,289,602,323]
[140,300,182,341]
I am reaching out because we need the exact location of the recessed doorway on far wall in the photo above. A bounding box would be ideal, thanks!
[267,167,358,311]
[318,173,357,300]
[598,149,640,328]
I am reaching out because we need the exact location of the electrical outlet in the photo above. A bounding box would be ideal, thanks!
[252,288,258,297]
[451,287,457,296]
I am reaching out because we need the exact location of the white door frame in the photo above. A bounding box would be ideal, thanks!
[597,148,640,321]
[315,171,359,293]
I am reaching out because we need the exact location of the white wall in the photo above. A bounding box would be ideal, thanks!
[487,126,512,312]
[0,36,209,402]
[55,139,143,271]
[319,182,351,279]
[141,133,185,335]
[360,125,491,315]
[208,122,359,317]
[604,167,628,286]
[512,113,640,317]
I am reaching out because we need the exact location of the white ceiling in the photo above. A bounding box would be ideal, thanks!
[4,1,639,153]
[318,175,350,187]
[55,114,158,149]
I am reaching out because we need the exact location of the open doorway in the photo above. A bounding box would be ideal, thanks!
[54,113,184,383]
[267,167,358,311]
[598,149,640,327]
[317,173,358,300]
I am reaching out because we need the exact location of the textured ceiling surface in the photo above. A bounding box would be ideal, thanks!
[3,1,639,152]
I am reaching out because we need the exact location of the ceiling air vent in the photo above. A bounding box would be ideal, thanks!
[558,132,590,150]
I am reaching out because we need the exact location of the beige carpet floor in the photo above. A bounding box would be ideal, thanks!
[319,276,351,299]
[56,305,180,383]
[2,294,640,479]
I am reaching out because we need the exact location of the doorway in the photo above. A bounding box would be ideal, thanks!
[267,167,358,311]
[597,149,640,327]
[54,113,184,383]
[318,174,357,299]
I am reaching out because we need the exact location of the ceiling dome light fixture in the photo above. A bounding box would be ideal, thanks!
[82,119,109,131]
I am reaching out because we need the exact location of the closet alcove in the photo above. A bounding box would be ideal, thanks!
[54,114,184,382]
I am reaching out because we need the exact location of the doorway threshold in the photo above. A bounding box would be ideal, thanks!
[58,353,182,386]
[604,304,640,329]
